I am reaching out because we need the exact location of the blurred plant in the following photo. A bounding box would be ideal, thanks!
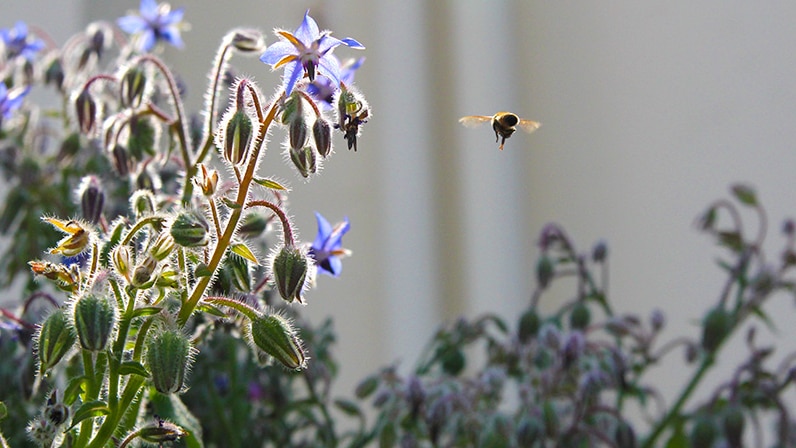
[0,4,368,447]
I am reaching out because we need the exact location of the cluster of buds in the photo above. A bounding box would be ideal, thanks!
[281,91,333,178]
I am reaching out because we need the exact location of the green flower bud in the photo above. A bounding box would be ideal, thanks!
[569,302,591,330]
[146,329,192,394]
[518,309,541,343]
[237,213,268,239]
[74,293,116,352]
[288,113,308,150]
[723,405,745,448]
[701,307,732,353]
[536,255,554,289]
[149,232,175,261]
[130,189,156,218]
[437,345,465,376]
[120,67,147,108]
[37,309,76,374]
[250,314,306,370]
[139,420,186,443]
[132,255,158,289]
[219,109,254,166]
[224,254,251,292]
[272,245,309,303]
[289,146,317,178]
[113,245,133,282]
[690,415,717,448]
[313,118,332,158]
[229,28,265,53]
[614,421,637,448]
[170,211,209,247]
[75,88,97,135]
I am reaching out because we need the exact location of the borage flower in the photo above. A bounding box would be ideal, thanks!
[0,81,29,126]
[308,212,350,277]
[0,21,44,60]
[260,10,364,96]
[117,0,186,52]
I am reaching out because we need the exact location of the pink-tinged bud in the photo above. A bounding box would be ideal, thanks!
[73,293,116,352]
[313,118,332,158]
[272,245,309,303]
[37,309,76,374]
[146,329,193,394]
[250,313,306,370]
[120,67,146,108]
[75,89,97,135]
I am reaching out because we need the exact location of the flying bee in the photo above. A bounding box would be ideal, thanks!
[459,112,540,150]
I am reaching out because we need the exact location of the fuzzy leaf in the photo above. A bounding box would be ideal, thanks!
[195,263,213,277]
[253,177,289,191]
[220,197,242,209]
[132,306,163,318]
[334,399,362,417]
[196,303,227,317]
[69,400,110,429]
[119,361,150,378]
[231,242,258,264]
[64,376,87,406]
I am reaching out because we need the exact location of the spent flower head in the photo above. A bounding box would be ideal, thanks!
[308,212,350,277]
[259,9,364,96]
[0,21,45,61]
[117,0,186,52]
[307,56,365,109]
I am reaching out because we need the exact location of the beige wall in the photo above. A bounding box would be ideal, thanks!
[8,0,796,435]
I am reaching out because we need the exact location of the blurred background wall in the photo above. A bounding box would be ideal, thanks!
[6,0,796,431]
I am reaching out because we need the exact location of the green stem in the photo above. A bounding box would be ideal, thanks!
[76,351,97,446]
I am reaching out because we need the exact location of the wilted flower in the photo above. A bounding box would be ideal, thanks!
[117,0,186,52]
[0,21,45,60]
[308,212,350,277]
[259,10,364,96]
[44,217,91,257]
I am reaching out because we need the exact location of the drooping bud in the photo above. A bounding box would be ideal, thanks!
[701,307,732,353]
[113,245,133,282]
[73,293,116,352]
[131,255,158,289]
[690,415,717,448]
[313,118,332,158]
[614,421,637,448]
[170,211,209,247]
[139,420,186,444]
[288,113,308,150]
[250,313,306,370]
[44,57,65,92]
[229,28,265,53]
[130,189,156,218]
[120,67,147,108]
[536,255,554,289]
[236,213,268,239]
[145,329,193,394]
[79,175,105,224]
[149,232,175,261]
[272,245,309,303]
[75,88,97,135]
[289,146,317,178]
[217,108,254,166]
[37,309,76,374]
[518,308,541,343]
[111,144,131,176]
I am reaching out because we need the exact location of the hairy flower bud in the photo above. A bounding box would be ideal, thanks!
[132,255,158,288]
[690,415,717,448]
[44,390,69,426]
[111,144,131,176]
[229,28,266,53]
[701,307,732,353]
[225,254,251,292]
[139,420,186,443]
[289,146,317,178]
[288,113,308,150]
[272,245,309,303]
[37,309,76,374]
[130,189,156,218]
[75,89,97,135]
[120,67,147,108]
[113,245,132,282]
[313,118,332,158]
[44,57,65,92]
[195,164,219,196]
[146,329,193,394]
[170,211,209,247]
[250,313,306,370]
[149,232,175,261]
[79,175,105,224]
[237,213,268,239]
[218,109,254,166]
[74,293,116,351]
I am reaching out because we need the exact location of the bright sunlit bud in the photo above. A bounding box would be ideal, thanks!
[149,232,176,261]
[272,245,309,303]
[113,245,133,282]
[217,108,254,166]
[195,163,219,196]
[170,211,209,247]
[229,28,265,53]
[146,329,193,394]
[289,113,308,150]
[37,309,76,374]
[73,293,116,352]
[131,255,158,289]
[130,189,156,218]
[250,313,307,370]
[120,67,147,108]
[139,420,186,444]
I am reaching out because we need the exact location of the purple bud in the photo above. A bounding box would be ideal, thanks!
[79,176,104,224]
[313,118,332,158]
[75,89,97,135]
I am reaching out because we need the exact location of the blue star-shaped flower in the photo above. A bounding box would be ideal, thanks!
[117,0,185,52]
[0,21,45,61]
[260,10,364,96]
[308,212,350,277]
[307,56,365,109]
[0,81,29,126]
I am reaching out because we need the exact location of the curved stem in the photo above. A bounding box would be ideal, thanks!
[245,199,295,246]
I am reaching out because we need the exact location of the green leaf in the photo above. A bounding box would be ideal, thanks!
[220,197,242,209]
[749,305,778,334]
[63,376,87,405]
[196,303,227,318]
[69,400,110,430]
[333,399,362,417]
[0,402,7,420]
[253,177,289,191]
[195,263,213,277]
[717,231,743,252]
[664,427,688,448]
[731,184,757,207]
[132,306,163,318]
[230,242,259,264]
[119,361,150,378]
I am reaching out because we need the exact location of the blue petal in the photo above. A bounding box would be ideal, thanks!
[282,60,303,96]
[0,82,7,99]
[164,8,185,25]
[325,255,343,277]
[318,56,341,87]
[295,10,319,44]
[259,41,295,65]
[161,27,184,48]
[313,211,333,249]
[117,16,148,34]
[317,34,343,55]
[341,37,365,49]
[140,0,159,17]
[139,30,156,52]
[13,21,29,38]
[326,217,350,251]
